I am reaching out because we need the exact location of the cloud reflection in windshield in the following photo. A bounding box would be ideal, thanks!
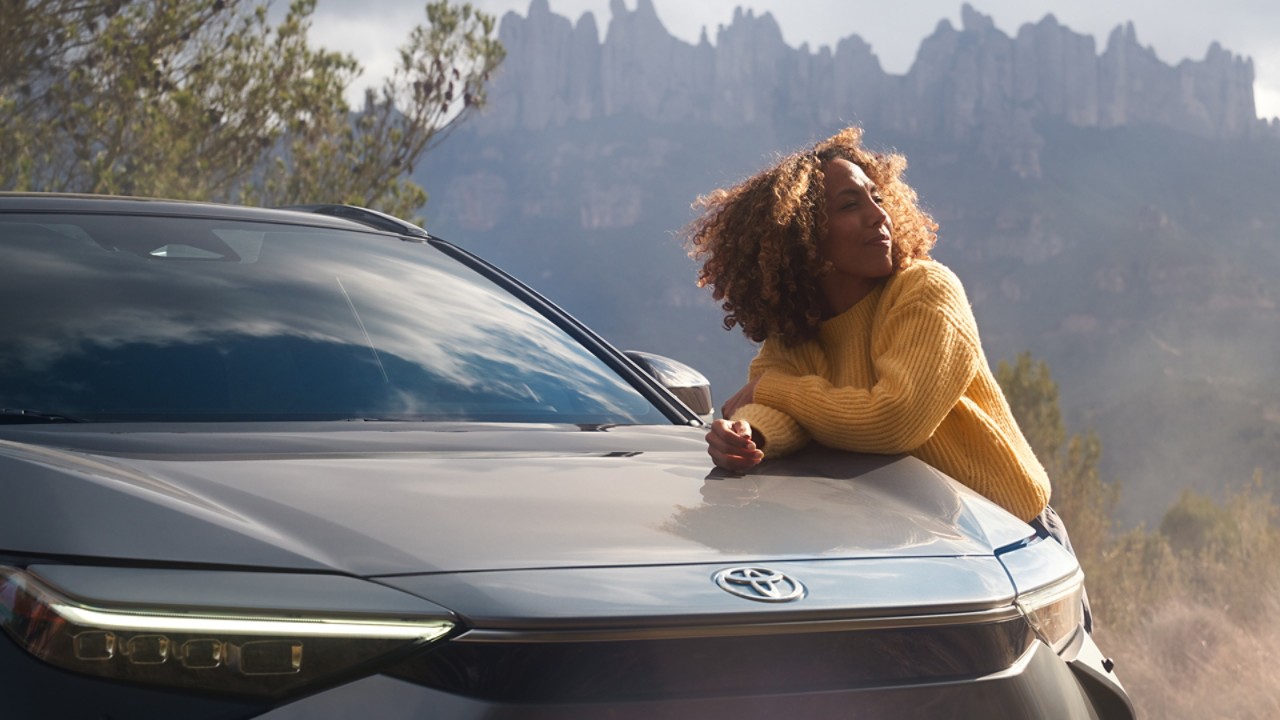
[0,217,659,423]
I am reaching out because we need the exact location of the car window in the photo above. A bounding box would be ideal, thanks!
[0,213,663,424]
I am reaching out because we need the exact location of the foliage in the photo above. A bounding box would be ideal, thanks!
[1000,352,1280,718]
[997,352,1119,565]
[1108,475,1280,719]
[1160,488,1242,556]
[0,0,504,220]
[995,351,1064,463]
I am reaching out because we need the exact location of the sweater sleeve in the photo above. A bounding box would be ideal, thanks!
[753,268,982,454]
[729,338,812,458]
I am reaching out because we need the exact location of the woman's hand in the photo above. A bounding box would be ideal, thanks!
[706,419,763,473]
[720,376,762,419]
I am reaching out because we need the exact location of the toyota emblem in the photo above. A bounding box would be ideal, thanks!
[713,567,805,603]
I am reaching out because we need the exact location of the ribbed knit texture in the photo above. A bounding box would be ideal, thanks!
[733,260,1051,521]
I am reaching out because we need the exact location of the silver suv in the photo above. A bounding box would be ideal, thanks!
[0,195,1132,718]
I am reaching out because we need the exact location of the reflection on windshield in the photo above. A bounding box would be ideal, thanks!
[0,214,660,424]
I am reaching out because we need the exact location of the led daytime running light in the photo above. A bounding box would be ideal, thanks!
[1,565,456,698]
[2,568,452,642]
[51,603,451,641]
[1015,569,1085,612]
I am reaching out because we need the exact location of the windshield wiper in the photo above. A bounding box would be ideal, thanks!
[0,408,86,424]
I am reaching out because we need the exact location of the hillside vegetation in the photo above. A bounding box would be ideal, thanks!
[999,353,1280,719]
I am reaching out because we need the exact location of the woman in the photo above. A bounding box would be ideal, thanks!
[686,126,1053,528]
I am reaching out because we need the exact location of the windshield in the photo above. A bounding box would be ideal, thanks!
[0,211,662,424]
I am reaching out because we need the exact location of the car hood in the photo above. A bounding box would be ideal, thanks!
[0,423,1033,577]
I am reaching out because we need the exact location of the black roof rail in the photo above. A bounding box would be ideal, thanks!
[285,204,430,239]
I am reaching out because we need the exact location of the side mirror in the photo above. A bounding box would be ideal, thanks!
[624,351,713,424]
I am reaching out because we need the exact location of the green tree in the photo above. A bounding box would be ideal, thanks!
[994,352,1064,468]
[1160,488,1241,556]
[996,352,1118,566]
[0,0,504,220]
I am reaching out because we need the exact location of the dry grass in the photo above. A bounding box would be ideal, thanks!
[1105,598,1280,719]
[1079,477,1280,719]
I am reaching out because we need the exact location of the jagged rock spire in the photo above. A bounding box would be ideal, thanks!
[477,1,1271,164]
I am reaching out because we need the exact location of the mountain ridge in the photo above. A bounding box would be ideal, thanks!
[480,0,1275,178]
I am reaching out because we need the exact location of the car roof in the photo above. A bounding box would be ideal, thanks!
[0,193,377,234]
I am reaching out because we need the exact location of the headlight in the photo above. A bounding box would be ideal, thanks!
[1015,569,1085,653]
[998,535,1087,653]
[0,566,454,699]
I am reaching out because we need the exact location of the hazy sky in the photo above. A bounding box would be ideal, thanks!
[310,0,1280,119]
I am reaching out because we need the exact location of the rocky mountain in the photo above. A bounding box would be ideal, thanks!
[480,0,1274,178]
[417,1,1280,525]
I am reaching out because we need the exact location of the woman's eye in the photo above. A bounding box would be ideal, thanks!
[872,194,885,204]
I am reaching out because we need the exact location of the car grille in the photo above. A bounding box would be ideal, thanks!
[385,616,1034,702]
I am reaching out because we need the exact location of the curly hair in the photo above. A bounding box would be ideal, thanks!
[685,126,938,346]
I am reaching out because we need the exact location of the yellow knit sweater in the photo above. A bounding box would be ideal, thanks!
[732,260,1051,521]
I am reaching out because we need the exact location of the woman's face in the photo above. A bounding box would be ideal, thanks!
[816,158,894,299]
